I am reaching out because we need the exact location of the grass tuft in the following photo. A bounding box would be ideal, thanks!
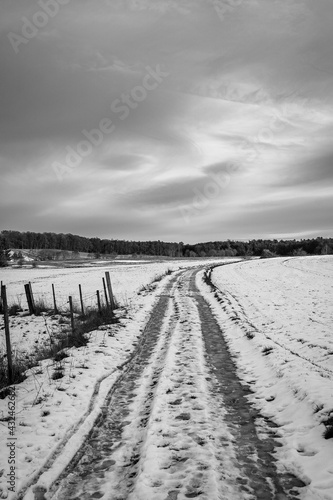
[137,269,173,294]
[52,368,64,380]
[53,350,69,362]
[322,415,333,439]
[0,301,118,390]
[34,297,51,316]
[313,403,324,414]
[0,353,29,389]
[323,425,333,439]
[75,304,118,336]
[8,303,23,316]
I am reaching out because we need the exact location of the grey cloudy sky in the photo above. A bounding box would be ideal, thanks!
[1,0,333,243]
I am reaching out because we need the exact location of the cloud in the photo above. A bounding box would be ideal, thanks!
[276,149,333,188]
[127,176,206,207]
[0,0,333,242]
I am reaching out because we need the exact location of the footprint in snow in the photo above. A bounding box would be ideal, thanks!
[164,490,180,500]
[185,491,203,498]
[169,398,182,405]
[297,448,317,456]
[175,412,191,420]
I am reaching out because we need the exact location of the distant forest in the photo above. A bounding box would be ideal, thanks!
[0,230,332,260]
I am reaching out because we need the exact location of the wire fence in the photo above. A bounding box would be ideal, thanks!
[0,271,116,316]
[0,272,118,387]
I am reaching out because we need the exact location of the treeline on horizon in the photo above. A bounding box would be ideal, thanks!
[0,230,332,259]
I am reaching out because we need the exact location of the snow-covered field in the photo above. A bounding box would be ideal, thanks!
[0,258,236,500]
[1,255,332,499]
[1,260,199,312]
[0,259,236,360]
[199,255,333,499]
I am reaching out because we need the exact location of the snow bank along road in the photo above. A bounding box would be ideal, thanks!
[42,265,312,500]
[205,256,333,500]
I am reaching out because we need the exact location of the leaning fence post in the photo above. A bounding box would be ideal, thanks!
[1,285,13,384]
[24,283,35,315]
[29,282,36,312]
[96,290,102,315]
[105,271,115,311]
[52,284,58,314]
[102,277,109,309]
[79,284,84,316]
[69,296,75,335]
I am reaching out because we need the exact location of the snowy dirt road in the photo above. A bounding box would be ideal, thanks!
[47,267,305,500]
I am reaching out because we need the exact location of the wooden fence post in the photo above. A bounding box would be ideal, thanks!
[24,283,36,315]
[29,282,36,311]
[1,285,13,384]
[96,290,102,315]
[69,296,75,335]
[105,271,115,311]
[79,284,84,316]
[52,284,58,314]
[0,281,3,314]
[102,278,109,308]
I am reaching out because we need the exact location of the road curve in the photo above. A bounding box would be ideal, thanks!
[48,266,305,500]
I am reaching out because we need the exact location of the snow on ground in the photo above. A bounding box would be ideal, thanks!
[198,255,333,499]
[0,258,234,500]
[0,262,171,362]
[0,270,175,500]
[0,258,236,312]
[102,271,242,500]
[0,259,235,360]
[1,261,177,313]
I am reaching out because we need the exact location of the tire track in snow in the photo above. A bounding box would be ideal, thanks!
[210,269,333,378]
[50,268,243,499]
[49,273,181,499]
[282,258,333,279]
[190,271,307,499]
[49,266,305,499]
[126,270,242,500]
